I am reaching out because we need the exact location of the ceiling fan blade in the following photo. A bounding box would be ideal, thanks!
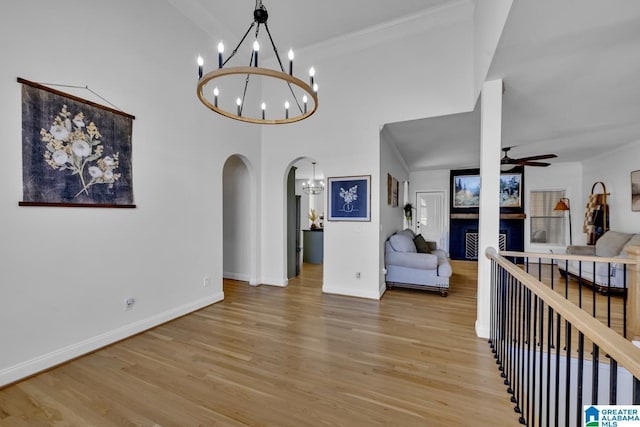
[516,154,558,162]
[518,161,551,167]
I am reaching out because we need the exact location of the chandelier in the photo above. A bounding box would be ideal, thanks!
[196,0,319,125]
[303,162,324,195]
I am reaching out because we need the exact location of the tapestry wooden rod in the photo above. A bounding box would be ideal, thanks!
[17,77,135,120]
[18,202,136,209]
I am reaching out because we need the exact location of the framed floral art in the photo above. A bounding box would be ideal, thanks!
[327,175,371,221]
[632,170,640,212]
[18,78,135,208]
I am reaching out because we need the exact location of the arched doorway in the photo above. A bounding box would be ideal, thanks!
[222,155,252,283]
[287,158,325,280]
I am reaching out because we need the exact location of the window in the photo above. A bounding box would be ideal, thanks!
[530,190,566,245]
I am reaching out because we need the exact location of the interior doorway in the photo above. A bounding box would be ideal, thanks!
[223,155,251,283]
[287,159,325,282]
[416,191,447,251]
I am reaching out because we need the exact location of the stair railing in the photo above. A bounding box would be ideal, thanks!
[486,246,640,426]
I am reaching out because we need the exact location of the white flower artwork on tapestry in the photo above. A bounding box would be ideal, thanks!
[339,185,358,213]
[41,105,121,198]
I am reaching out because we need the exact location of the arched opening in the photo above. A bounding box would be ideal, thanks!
[223,155,252,284]
[286,158,325,282]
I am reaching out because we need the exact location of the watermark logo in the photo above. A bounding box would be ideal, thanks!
[585,406,640,426]
[585,406,599,427]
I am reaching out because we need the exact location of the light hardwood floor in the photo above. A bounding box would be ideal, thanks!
[0,262,519,426]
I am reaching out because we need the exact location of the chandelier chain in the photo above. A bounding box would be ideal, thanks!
[264,22,303,115]
[239,23,262,116]
[224,22,256,68]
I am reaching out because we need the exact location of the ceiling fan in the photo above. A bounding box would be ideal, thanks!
[501,146,557,171]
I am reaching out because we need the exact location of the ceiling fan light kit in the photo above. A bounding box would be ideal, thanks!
[196,0,318,125]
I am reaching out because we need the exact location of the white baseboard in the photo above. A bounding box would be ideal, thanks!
[379,281,387,297]
[0,293,223,387]
[322,284,382,300]
[261,277,288,287]
[223,271,250,282]
[475,320,490,339]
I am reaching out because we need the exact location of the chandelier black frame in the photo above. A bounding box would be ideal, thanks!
[302,161,324,195]
[196,0,318,125]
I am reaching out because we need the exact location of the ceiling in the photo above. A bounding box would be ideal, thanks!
[385,0,640,171]
[171,0,640,175]
[169,0,451,50]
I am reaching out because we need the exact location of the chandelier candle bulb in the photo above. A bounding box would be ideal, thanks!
[288,49,294,75]
[313,83,318,93]
[261,102,266,119]
[253,40,259,67]
[236,98,242,116]
[197,55,204,79]
[285,101,290,119]
[303,95,308,113]
[309,67,315,87]
[217,42,224,68]
[213,87,219,107]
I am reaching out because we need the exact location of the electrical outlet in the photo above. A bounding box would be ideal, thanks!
[203,276,211,287]
[124,297,135,311]
[356,272,361,279]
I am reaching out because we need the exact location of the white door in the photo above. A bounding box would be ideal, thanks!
[416,191,446,250]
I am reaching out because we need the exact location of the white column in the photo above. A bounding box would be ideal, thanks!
[476,79,502,338]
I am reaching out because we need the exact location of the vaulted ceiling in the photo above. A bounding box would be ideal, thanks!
[385,0,640,171]
[168,0,452,49]
[171,0,640,175]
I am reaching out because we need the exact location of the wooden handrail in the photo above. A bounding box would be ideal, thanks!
[499,250,636,265]
[486,247,640,379]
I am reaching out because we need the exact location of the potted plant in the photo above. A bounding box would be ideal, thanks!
[403,203,413,223]
[309,209,319,230]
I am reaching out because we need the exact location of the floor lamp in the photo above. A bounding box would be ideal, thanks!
[554,198,572,245]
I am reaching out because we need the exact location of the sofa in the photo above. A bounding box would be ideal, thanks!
[384,229,452,296]
[558,230,640,293]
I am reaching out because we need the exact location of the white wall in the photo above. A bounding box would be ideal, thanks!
[0,0,261,385]
[259,2,476,299]
[409,169,451,251]
[295,179,325,230]
[582,140,640,233]
[473,0,514,98]
[379,128,409,293]
[525,162,584,252]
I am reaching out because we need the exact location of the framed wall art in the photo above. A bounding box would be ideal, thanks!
[18,78,136,208]
[452,174,481,208]
[632,170,640,211]
[451,170,523,209]
[499,173,522,208]
[327,175,371,221]
[392,177,399,207]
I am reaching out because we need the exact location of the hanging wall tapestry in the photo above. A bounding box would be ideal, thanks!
[18,78,136,207]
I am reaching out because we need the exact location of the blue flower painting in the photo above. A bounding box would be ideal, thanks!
[328,175,370,221]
